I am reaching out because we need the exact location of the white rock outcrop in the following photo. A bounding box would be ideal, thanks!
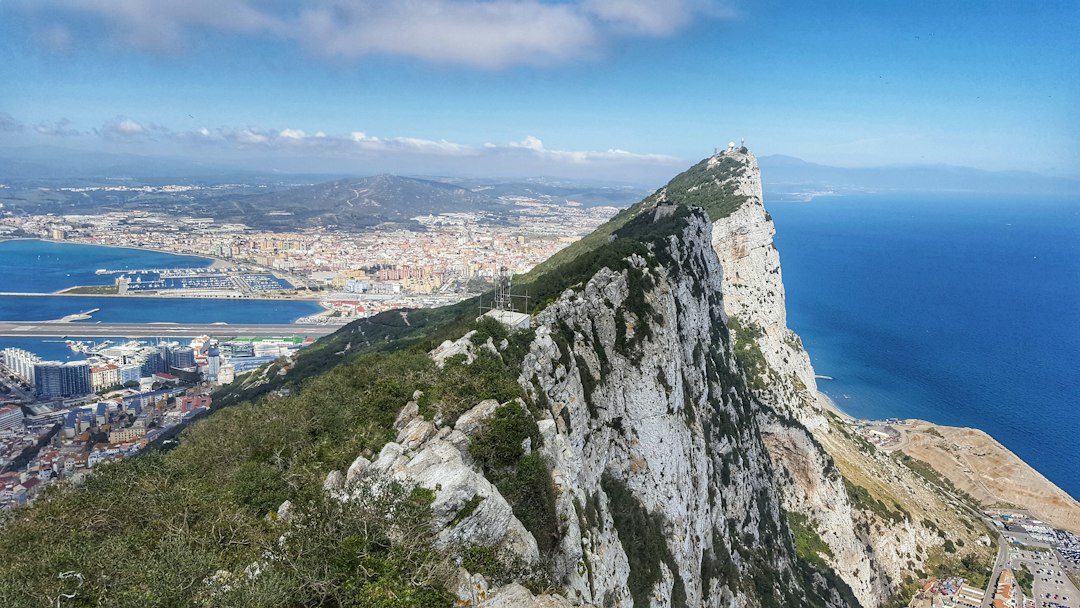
[347,399,541,564]
[707,148,966,607]
[333,149,977,607]
[709,149,822,427]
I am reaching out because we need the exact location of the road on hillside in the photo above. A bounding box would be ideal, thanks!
[983,537,1008,607]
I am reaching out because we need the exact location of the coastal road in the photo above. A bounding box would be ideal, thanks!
[0,321,341,338]
[982,535,1008,607]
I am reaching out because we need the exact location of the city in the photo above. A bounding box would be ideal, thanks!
[0,195,618,310]
[0,335,312,509]
[0,183,622,511]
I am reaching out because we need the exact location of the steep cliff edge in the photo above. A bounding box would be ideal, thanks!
[349,207,856,607]
[519,147,995,607]
[0,150,994,608]
[701,148,995,607]
[706,150,820,424]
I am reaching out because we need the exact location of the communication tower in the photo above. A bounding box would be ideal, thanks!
[479,265,530,315]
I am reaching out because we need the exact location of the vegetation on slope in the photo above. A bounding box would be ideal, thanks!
[1,154,856,607]
[0,315,546,606]
[524,153,748,279]
[602,473,688,608]
[728,316,775,391]
[787,512,835,569]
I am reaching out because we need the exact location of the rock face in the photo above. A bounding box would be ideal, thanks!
[348,397,542,564]
[518,213,849,607]
[350,208,856,607]
[705,148,990,608]
[337,148,991,607]
[708,149,821,426]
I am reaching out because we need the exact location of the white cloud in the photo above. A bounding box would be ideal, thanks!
[15,0,734,68]
[9,114,683,181]
[116,119,144,135]
[34,118,81,137]
[510,135,546,152]
[584,0,722,35]
[290,1,597,68]
[278,128,307,140]
[97,117,159,139]
[507,134,678,164]
[220,127,271,145]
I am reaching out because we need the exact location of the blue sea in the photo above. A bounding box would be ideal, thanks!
[0,239,212,293]
[770,193,1080,500]
[0,239,322,354]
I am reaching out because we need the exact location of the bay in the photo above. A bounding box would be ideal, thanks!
[0,295,320,324]
[770,193,1080,499]
[0,239,323,358]
[0,238,212,293]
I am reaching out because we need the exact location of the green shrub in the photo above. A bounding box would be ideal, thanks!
[423,351,526,424]
[601,473,686,608]
[469,403,540,471]
[496,454,559,555]
[787,512,834,569]
[842,478,907,524]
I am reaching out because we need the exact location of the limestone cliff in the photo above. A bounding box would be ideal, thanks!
[337,149,994,608]
[704,148,994,607]
[346,207,857,607]
[707,150,820,425]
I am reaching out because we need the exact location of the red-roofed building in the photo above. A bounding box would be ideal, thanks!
[178,395,212,413]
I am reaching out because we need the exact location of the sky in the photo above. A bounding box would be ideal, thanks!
[1,0,1077,182]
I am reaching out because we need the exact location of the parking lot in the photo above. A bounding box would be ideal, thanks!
[1008,547,1079,608]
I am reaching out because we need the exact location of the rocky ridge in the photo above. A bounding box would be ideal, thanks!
[338,206,857,607]
[327,148,995,607]
[705,148,994,606]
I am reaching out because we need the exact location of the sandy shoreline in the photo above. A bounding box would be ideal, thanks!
[815,389,855,422]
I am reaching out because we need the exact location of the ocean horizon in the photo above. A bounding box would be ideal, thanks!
[770,192,1080,500]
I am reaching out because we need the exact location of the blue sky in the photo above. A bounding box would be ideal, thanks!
[1,0,1077,181]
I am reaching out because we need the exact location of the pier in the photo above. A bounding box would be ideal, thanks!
[56,308,100,322]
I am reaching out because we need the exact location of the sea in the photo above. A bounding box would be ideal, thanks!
[0,239,322,352]
[2,207,1077,500]
[769,193,1080,500]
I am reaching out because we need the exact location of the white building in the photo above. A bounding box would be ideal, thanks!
[2,348,41,384]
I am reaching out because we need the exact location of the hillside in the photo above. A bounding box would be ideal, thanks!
[215,174,501,230]
[0,148,995,607]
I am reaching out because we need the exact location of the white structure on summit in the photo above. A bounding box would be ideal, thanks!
[727,141,736,152]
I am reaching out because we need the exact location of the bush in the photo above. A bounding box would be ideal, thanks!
[422,352,525,424]
[0,349,448,606]
[216,477,454,608]
[470,405,559,556]
[469,403,540,471]
[601,473,686,608]
[787,512,834,568]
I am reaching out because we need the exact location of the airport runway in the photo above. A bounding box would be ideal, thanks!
[0,321,342,338]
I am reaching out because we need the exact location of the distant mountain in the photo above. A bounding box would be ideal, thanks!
[220,174,500,229]
[759,154,1080,199]
[425,176,649,208]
